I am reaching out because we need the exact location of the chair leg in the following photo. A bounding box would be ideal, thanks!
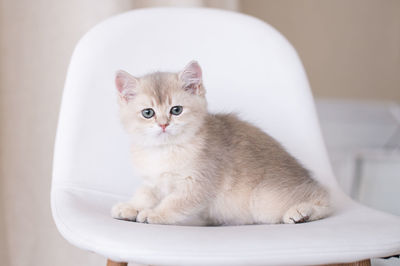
[327,259,371,266]
[107,259,128,266]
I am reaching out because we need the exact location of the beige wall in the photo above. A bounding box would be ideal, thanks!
[0,1,399,266]
[241,0,400,101]
[0,1,134,265]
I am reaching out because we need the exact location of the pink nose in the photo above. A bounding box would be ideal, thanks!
[159,123,169,132]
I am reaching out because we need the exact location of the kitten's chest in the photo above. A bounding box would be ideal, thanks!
[131,144,197,178]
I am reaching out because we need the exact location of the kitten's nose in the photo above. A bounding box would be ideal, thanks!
[159,123,169,132]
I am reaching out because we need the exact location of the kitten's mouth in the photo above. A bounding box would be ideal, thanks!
[158,130,169,136]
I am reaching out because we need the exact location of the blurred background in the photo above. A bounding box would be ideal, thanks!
[0,0,399,266]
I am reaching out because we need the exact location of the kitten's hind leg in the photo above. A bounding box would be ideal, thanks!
[282,202,331,224]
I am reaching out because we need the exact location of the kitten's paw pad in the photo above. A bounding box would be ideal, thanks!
[283,204,312,224]
[136,209,165,224]
[111,202,138,221]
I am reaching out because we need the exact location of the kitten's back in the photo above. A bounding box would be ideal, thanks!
[203,113,311,180]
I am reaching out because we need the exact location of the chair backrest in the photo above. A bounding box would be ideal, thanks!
[53,8,339,197]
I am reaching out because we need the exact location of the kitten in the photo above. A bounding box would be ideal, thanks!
[111,61,331,225]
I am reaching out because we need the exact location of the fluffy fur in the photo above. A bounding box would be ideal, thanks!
[111,61,331,225]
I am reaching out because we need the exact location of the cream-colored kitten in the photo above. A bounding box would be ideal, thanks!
[111,61,330,225]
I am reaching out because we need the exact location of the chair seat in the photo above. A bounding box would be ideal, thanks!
[52,185,400,266]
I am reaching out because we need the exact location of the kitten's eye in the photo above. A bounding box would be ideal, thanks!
[170,106,183,116]
[141,108,155,119]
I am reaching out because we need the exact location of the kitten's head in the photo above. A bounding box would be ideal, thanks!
[115,61,207,146]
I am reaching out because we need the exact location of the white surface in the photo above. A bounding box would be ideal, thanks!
[316,100,400,195]
[52,8,400,265]
[317,100,400,213]
[358,154,400,216]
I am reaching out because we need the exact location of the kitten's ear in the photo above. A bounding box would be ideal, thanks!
[115,70,138,101]
[178,61,204,95]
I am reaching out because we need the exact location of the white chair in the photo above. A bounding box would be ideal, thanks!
[51,7,400,266]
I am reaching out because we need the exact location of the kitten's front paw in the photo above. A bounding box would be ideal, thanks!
[136,209,165,224]
[111,202,138,221]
